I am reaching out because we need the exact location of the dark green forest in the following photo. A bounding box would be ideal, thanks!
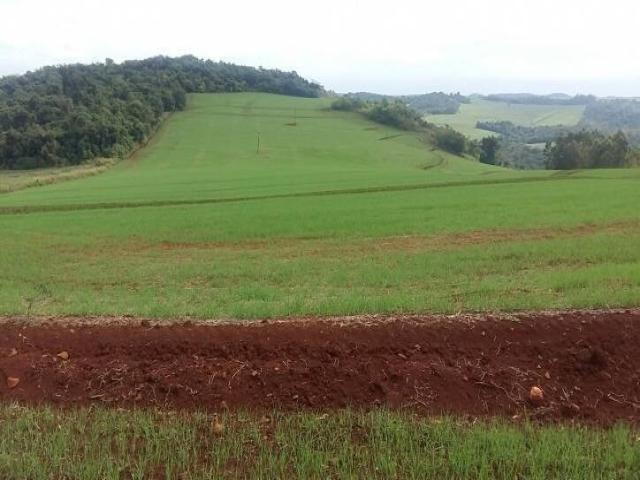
[495,143,547,170]
[0,56,324,169]
[332,97,428,131]
[544,130,637,169]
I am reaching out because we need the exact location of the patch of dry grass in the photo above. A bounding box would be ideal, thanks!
[0,159,115,194]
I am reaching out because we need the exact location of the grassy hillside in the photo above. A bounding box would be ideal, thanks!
[0,93,502,209]
[426,98,585,139]
[0,93,639,318]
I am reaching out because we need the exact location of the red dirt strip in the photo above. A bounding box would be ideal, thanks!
[1,310,640,424]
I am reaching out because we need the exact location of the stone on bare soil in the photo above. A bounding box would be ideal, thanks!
[57,351,70,360]
[7,377,20,389]
[529,386,544,405]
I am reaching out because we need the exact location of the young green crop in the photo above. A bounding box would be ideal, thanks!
[0,93,638,319]
[0,93,509,209]
[1,406,638,480]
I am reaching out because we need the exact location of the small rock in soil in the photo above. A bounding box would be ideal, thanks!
[529,385,544,405]
[7,377,20,389]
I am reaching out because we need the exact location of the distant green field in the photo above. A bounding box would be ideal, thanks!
[426,98,585,139]
[0,93,639,319]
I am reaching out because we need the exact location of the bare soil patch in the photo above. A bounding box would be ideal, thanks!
[1,310,640,425]
[134,219,640,256]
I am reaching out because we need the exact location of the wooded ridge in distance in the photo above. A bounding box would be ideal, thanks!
[0,55,324,169]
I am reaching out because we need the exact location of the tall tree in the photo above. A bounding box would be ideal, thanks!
[479,136,499,165]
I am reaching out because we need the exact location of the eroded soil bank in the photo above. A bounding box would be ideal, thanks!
[1,310,639,425]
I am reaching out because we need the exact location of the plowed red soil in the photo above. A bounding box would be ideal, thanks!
[2,310,640,424]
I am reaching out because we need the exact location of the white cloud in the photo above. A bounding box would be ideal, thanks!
[1,0,639,95]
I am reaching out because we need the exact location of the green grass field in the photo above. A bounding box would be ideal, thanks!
[425,98,585,139]
[2,406,639,480]
[0,93,639,319]
[0,94,512,209]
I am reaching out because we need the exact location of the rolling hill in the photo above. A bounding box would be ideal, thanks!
[0,92,639,318]
[425,97,586,139]
[0,93,506,209]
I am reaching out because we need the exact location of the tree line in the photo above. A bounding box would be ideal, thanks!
[474,121,568,169]
[345,91,469,115]
[474,118,640,170]
[484,93,596,106]
[580,99,640,146]
[476,121,570,144]
[475,129,638,170]
[331,97,469,155]
[0,55,324,169]
[582,99,640,130]
[543,130,638,169]
[402,92,469,114]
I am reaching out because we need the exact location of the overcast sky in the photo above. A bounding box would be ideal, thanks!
[1,0,639,96]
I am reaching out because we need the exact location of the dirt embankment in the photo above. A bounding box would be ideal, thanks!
[1,310,640,425]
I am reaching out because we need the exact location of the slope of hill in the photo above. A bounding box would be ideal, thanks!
[0,93,639,319]
[0,93,509,209]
